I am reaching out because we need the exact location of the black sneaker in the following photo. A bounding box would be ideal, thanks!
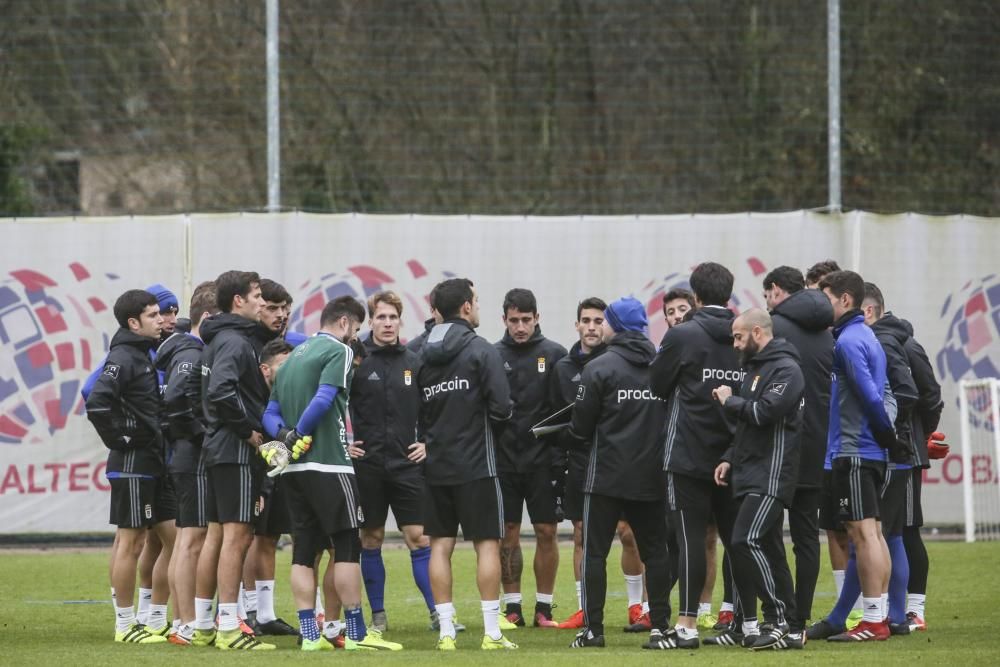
[889,621,912,636]
[428,610,466,633]
[642,628,698,649]
[703,628,745,647]
[255,618,299,636]
[751,622,789,650]
[776,631,806,649]
[806,618,845,640]
[569,628,606,648]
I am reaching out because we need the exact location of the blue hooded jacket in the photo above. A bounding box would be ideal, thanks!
[825,311,894,464]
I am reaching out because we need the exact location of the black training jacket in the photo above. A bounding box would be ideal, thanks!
[898,317,943,468]
[494,327,568,473]
[770,288,834,488]
[85,328,164,476]
[721,338,804,505]
[200,313,270,466]
[418,318,513,485]
[871,315,920,465]
[551,341,608,489]
[350,335,424,472]
[650,307,742,480]
[155,331,206,475]
[569,331,667,501]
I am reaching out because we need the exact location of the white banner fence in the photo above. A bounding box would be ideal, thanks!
[1,211,997,532]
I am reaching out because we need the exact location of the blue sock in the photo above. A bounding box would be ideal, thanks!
[887,534,910,624]
[345,605,367,641]
[298,609,319,641]
[410,546,435,612]
[361,548,386,613]
[828,546,861,628]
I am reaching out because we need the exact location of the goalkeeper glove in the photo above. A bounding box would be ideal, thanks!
[927,431,950,459]
[259,440,291,477]
[283,428,313,460]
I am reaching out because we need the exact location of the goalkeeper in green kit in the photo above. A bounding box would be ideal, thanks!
[261,296,403,652]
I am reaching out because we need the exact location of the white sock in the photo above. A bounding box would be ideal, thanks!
[624,574,644,607]
[575,580,582,610]
[536,592,553,606]
[110,587,117,622]
[136,587,153,624]
[178,623,195,640]
[675,624,698,639]
[698,602,712,616]
[482,599,502,641]
[833,569,845,598]
[147,603,168,630]
[720,601,734,613]
[853,594,863,612]
[641,601,649,614]
[256,580,276,623]
[115,604,136,633]
[218,602,240,632]
[194,597,214,630]
[502,592,522,607]
[244,589,258,614]
[323,620,345,639]
[742,619,759,635]
[906,593,926,618]
[237,584,247,619]
[315,587,325,616]
[435,602,456,640]
[862,597,882,623]
[881,593,889,620]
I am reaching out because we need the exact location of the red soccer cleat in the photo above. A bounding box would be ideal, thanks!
[627,603,644,625]
[827,620,890,642]
[557,609,586,629]
[714,609,735,631]
[906,612,926,632]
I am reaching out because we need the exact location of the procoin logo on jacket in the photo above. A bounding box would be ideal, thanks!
[423,376,471,400]
[701,368,747,383]
[617,388,665,403]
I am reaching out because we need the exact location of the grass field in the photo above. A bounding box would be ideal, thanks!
[3,540,999,665]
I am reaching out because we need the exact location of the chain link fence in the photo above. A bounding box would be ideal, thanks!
[1,0,998,217]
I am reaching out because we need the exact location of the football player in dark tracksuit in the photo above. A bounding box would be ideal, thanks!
[493,288,567,627]
[349,291,442,633]
[712,309,805,650]
[765,266,833,639]
[86,289,167,645]
[566,297,672,650]
[649,262,744,646]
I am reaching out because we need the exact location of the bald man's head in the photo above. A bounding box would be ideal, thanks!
[732,308,773,365]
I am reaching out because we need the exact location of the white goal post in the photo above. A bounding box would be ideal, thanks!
[959,378,1000,542]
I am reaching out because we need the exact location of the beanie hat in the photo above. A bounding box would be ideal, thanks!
[146,283,179,313]
[604,297,648,333]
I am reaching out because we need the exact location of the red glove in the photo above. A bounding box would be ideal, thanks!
[927,431,950,460]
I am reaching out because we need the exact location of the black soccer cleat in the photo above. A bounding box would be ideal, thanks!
[750,622,789,650]
[642,628,698,650]
[806,618,845,640]
[702,627,745,647]
[776,631,806,649]
[889,621,912,636]
[255,617,299,636]
[569,628,606,648]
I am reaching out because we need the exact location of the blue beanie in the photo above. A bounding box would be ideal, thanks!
[146,283,179,313]
[604,297,648,333]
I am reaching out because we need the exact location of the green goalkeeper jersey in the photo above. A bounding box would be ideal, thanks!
[271,332,355,474]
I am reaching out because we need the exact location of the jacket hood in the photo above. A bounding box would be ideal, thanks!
[422,317,436,334]
[832,310,864,339]
[154,331,203,371]
[872,312,911,345]
[692,307,736,344]
[771,288,834,332]
[567,340,608,368]
[199,312,258,344]
[110,328,157,353]
[253,322,282,345]
[607,330,656,366]
[747,337,802,367]
[422,319,477,365]
[499,325,545,348]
